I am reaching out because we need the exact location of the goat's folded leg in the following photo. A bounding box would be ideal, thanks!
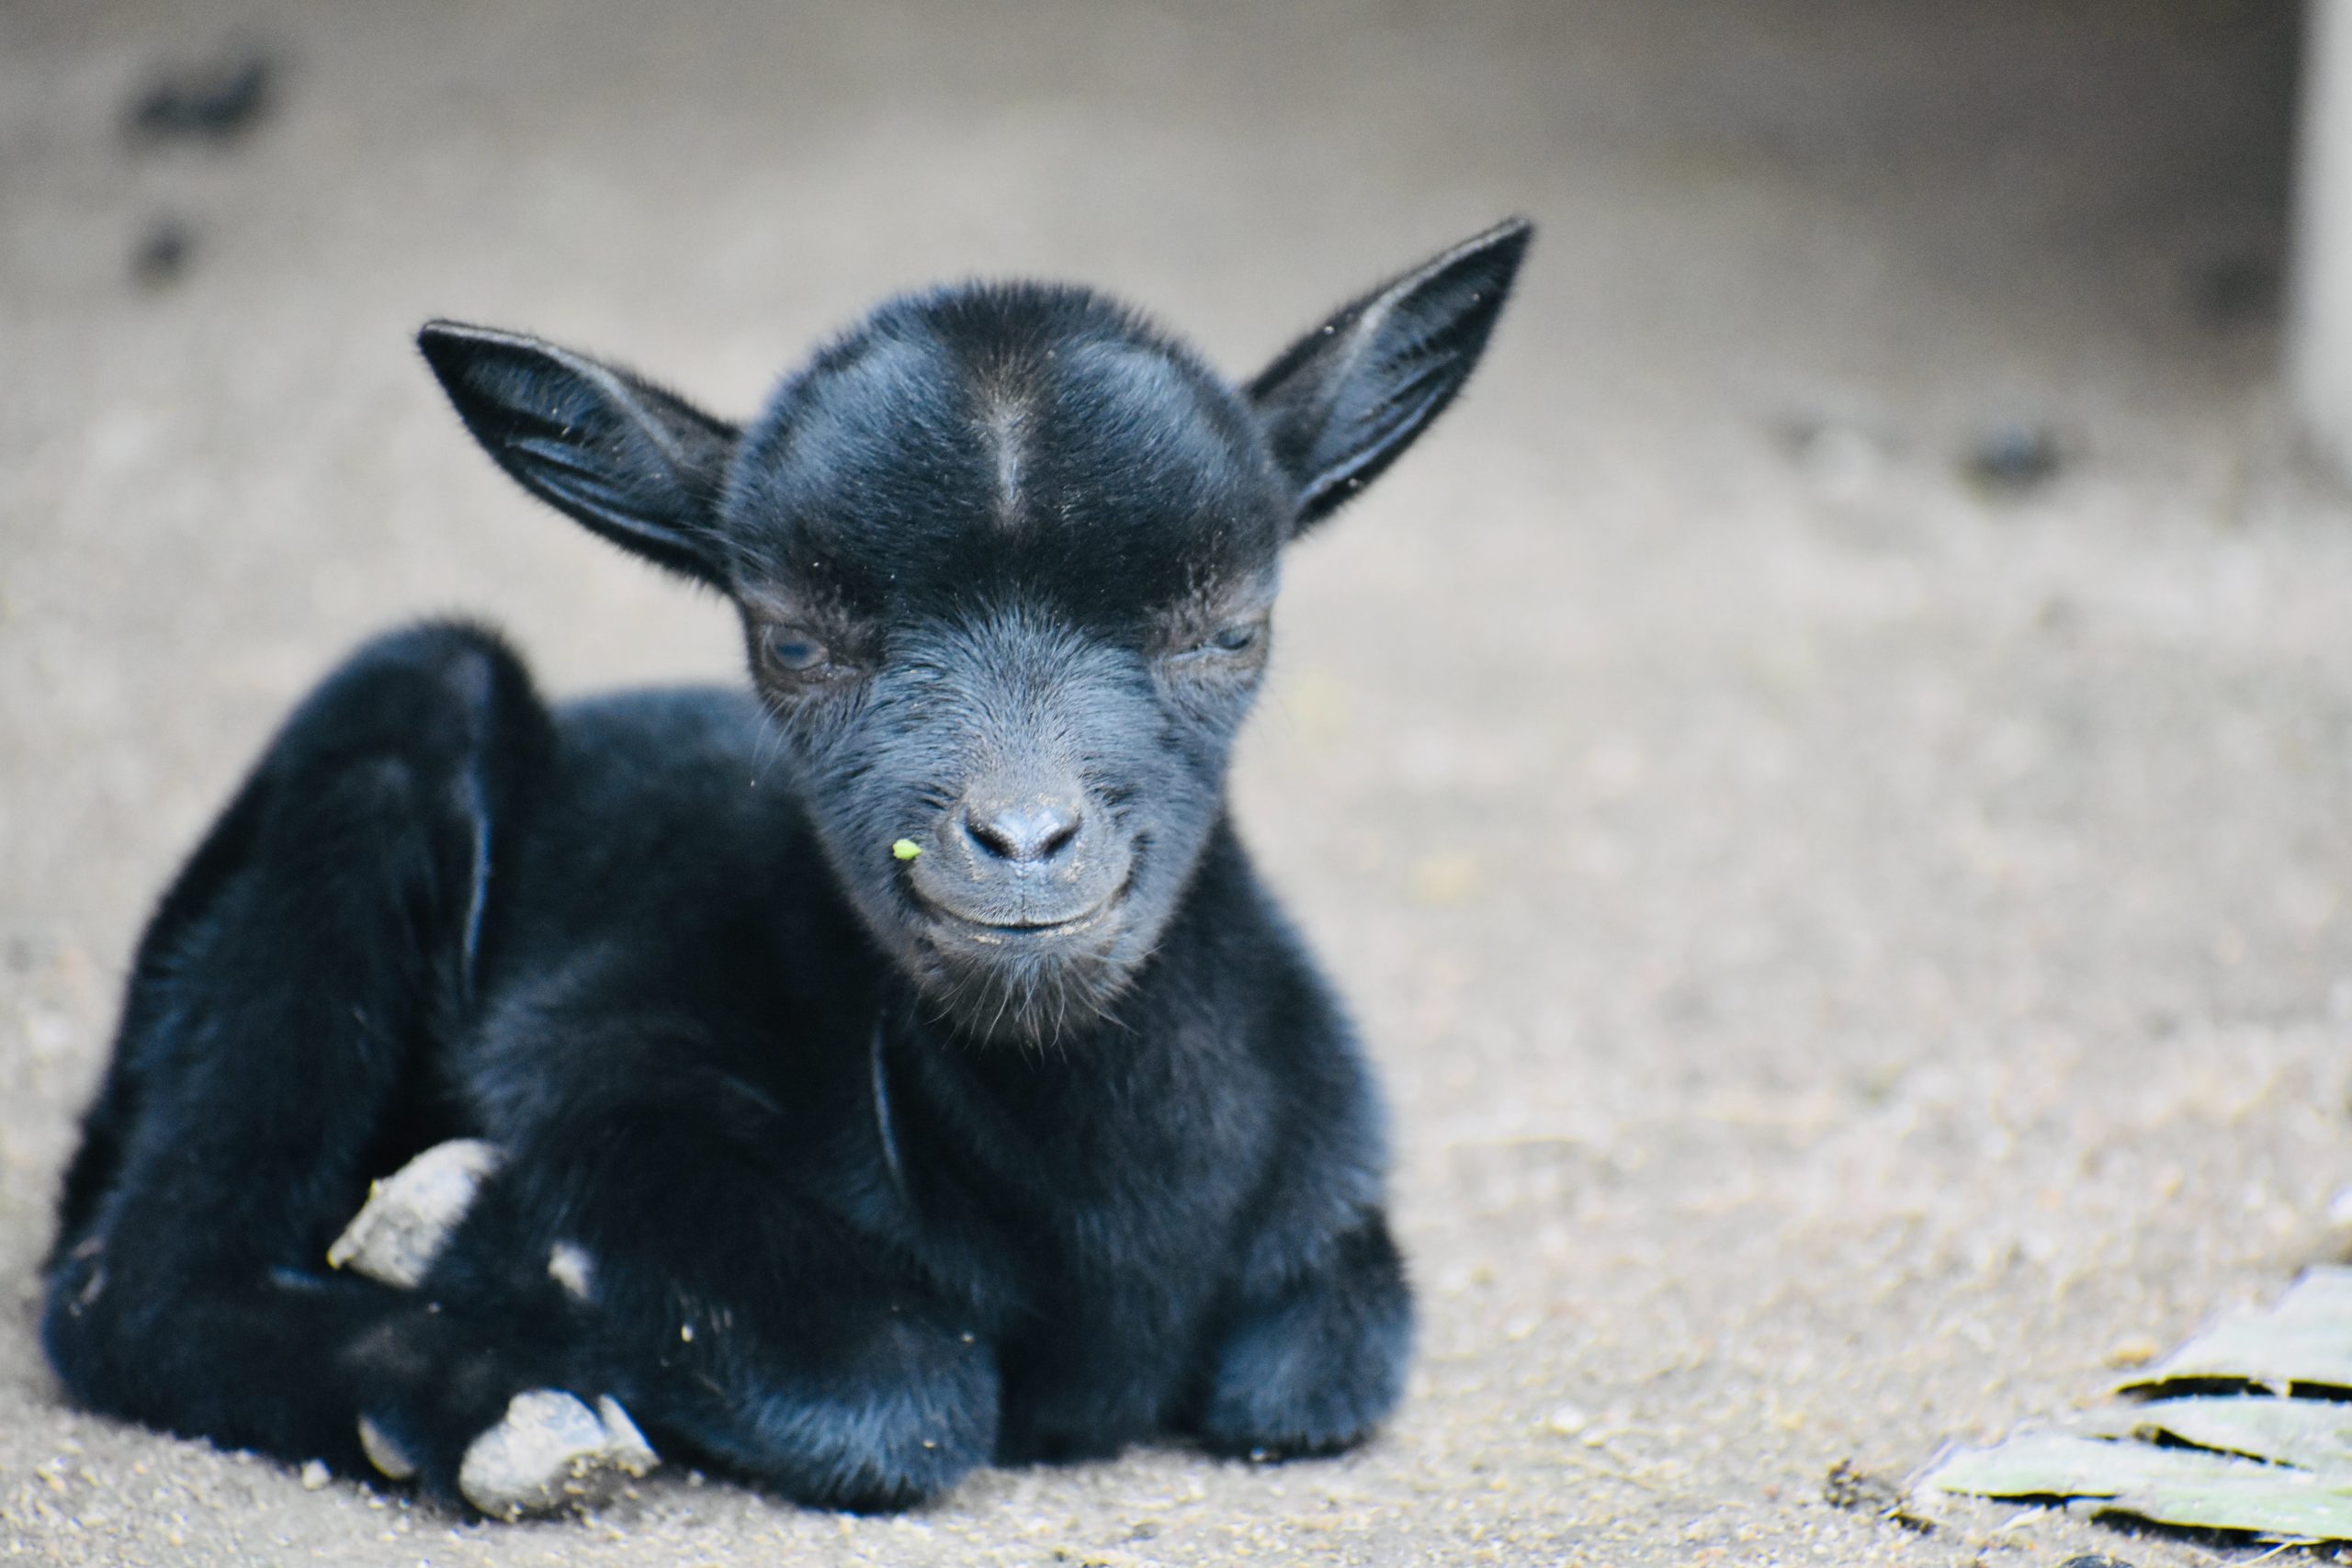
[1192,1215,1413,1460]
[41,623,552,1485]
[396,1070,1001,1513]
[324,1140,660,1518]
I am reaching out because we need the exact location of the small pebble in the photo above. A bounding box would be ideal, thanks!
[130,217,192,289]
[1823,1458,1899,1514]
[1962,423,2064,496]
[129,51,275,142]
[1543,1404,1589,1437]
[299,1459,330,1490]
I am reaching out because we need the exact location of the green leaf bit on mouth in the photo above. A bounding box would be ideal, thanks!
[891,839,923,861]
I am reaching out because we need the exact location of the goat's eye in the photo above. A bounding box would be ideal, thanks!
[1162,608,1272,671]
[1209,622,1261,654]
[760,626,831,674]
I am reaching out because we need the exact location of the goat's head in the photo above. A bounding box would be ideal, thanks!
[420,220,1530,1043]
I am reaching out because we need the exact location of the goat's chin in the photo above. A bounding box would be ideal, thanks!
[903,924,1140,1047]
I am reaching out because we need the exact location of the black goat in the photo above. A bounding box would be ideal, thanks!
[42,220,1531,1516]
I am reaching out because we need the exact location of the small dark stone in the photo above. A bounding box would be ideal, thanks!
[1963,423,2064,496]
[2188,256,2279,329]
[128,51,275,143]
[1824,1459,1936,1533]
[2054,1556,2137,1568]
[1825,1458,1901,1514]
[130,216,193,288]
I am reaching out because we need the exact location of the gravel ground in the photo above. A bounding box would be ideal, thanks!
[3,2,2346,1564]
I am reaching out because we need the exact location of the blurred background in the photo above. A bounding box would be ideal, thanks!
[2,3,2346,1564]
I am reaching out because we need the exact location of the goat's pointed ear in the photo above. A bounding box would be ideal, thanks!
[1248,218,1531,533]
[418,321,739,587]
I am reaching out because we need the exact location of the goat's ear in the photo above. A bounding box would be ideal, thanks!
[418,321,739,587]
[1247,218,1531,533]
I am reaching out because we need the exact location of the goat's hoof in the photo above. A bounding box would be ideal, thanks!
[356,1415,418,1480]
[327,1139,503,1289]
[458,1390,659,1520]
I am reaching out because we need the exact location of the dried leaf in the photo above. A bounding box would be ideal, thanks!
[1923,1268,2352,1541]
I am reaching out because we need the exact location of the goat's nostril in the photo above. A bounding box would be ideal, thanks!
[963,797,1084,863]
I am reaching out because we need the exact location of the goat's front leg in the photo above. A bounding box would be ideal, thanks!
[1193,1216,1412,1460]
[366,1053,1000,1514]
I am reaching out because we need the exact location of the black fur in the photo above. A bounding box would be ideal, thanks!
[43,220,1532,1512]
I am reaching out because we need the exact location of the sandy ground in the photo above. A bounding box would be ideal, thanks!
[3,1,2347,1563]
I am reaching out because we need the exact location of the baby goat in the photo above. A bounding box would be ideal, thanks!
[42,220,1531,1515]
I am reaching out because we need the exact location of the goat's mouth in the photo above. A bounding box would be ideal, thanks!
[900,892,1138,1044]
[904,850,1136,952]
[914,893,1122,948]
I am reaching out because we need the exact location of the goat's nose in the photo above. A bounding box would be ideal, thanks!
[961,795,1084,863]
